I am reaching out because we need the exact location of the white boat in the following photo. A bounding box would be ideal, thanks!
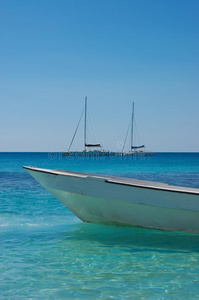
[24,166,199,234]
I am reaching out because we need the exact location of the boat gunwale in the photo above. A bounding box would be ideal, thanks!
[23,166,199,196]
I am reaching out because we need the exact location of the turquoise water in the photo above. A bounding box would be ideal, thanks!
[1,152,199,299]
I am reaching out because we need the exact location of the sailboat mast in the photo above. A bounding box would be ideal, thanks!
[131,102,134,151]
[84,96,87,150]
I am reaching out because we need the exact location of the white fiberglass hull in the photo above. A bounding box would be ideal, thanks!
[23,166,199,233]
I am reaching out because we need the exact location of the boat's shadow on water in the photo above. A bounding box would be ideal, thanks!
[62,222,199,253]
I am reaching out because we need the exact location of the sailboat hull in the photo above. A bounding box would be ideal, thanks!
[62,151,121,157]
[61,151,154,157]
[24,167,199,233]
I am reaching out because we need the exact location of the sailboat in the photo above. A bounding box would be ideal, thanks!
[130,102,145,153]
[122,102,146,155]
[83,97,102,151]
[62,97,118,157]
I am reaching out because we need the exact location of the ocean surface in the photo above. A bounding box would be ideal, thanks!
[1,152,199,299]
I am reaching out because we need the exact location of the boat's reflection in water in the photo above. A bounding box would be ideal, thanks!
[60,222,199,253]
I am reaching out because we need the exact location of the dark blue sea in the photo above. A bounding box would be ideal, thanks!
[1,152,199,299]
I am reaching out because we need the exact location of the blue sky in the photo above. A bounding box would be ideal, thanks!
[1,0,199,152]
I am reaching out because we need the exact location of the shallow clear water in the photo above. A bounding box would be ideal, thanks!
[1,152,199,299]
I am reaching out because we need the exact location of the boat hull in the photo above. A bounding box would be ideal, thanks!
[61,151,154,157]
[61,151,121,157]
[24,167,199,233]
